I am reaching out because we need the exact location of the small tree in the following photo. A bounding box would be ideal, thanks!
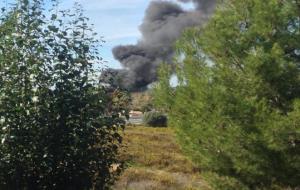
[0,1,127,189]
[155,0,300,189]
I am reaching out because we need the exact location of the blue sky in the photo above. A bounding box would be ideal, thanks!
[0,0,194,69]
[61,0,194,69]
[1,0,144,68]
[62,0,149,69]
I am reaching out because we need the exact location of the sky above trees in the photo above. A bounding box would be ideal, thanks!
[62,0,147,69]
[0,0,194,68]
[62,0,194,69]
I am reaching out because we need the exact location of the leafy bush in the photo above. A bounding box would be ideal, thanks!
[143,111,167,127]
[154,0,300,189]
[0,1,128,189]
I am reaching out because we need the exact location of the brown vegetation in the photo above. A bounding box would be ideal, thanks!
[113,126,210,190]
[130,92,152,111]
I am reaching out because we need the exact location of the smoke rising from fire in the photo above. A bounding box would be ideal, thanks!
[103,0,216,91]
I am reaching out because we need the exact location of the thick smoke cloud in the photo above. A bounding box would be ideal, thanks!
[104,0,216,91]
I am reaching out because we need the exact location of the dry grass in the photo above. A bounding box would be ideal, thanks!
[113,126,210,190]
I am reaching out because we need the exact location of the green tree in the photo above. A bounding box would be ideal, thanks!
[155,0,300,189]
[0,1,127,189]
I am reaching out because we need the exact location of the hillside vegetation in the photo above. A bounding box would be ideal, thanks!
[131,92,153,112]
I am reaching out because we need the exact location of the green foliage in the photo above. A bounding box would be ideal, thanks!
[0,1,128,189]
[154,0,300,189]
[143,111,167,127]
[153,64,174,113]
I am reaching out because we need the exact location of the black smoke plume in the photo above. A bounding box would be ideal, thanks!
[103,0,216,91]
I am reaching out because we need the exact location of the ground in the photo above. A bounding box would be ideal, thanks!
[113,126,210,190]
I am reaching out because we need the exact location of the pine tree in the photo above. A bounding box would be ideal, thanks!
[155,0,300,189]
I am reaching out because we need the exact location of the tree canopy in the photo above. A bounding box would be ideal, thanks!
[154,0,300,189]
[0,1,128,189]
